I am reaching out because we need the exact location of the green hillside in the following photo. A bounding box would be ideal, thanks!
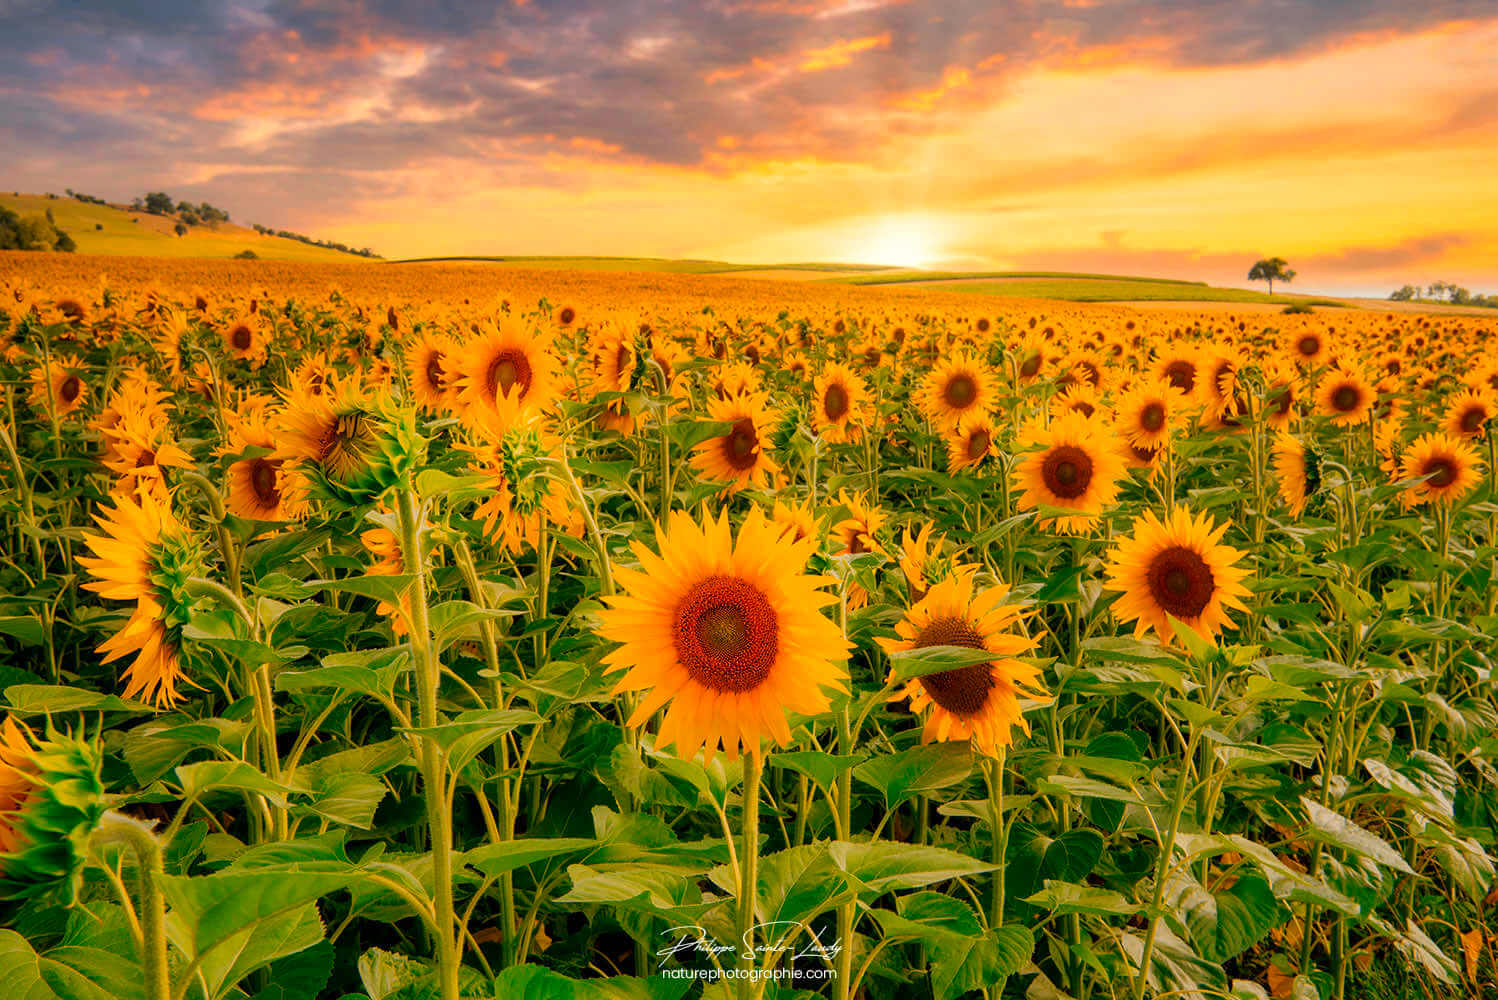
[0,193,374,262]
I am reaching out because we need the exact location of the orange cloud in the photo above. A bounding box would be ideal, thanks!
[799,32,892,72]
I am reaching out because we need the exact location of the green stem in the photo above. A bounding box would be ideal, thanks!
[1134,731,1199,1000]
[737,752,763,1000]
[984,751,1008,928]
[397,488,460,1000]
[90,814,170,1000]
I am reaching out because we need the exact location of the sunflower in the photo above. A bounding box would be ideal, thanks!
[768,499,819,545]
[77,492,202,708]
[0,719,36,855]
[277,381,412,505]
[98,408,192,497]
[0,718,105,904]
[690,391,780,494]
[224,404,305,522]
[1315,368,1374,426]
[1103,507,1252,644]
[597,507,851,761]
[454,319,558,431]
[921,353,996,427]
[1285,327,1331,368]
[831,489,886,558]
[590,323,639,436]
[898,522,979,603]
[1013,332,1050,383]
[1155,349,1201,400]
[464,419,583,555]
[1259,365,1299,431]
[878,577,1047,757]
[29,356,87,418]
[1052,382,1106,422]
[408,331,458,414]
[811,362,868,443]
[1015,412,1124,534]
[1443,388,1494,440]
[944,414,998,473]
[1272,433,1318,518]
[1114,382,1179,450]
[1399,432,1483,506]
[222,315,263,364]
[362,525,411,635]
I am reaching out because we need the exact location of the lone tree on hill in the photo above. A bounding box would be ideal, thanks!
[1249,257,1295,295]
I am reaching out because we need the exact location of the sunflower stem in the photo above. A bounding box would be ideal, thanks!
[983,750,1007,928]
[179,471,243,599]
[90,813,171,1000]
[737,751,763,999]
[396,487,461,1000]
[1133,727,1199,1000]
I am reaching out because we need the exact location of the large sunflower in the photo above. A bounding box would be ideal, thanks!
[597,508,851,761]
[1443,388,1493,441]
[878,577,1047,757]
[1015,412,1124,534]
[1399,432,1483,506]
[811,362,868,443]
[1103,507,1252,643]
[690,391,781,493]
[944,414,997,473]
[77,492,202,708]
[1114,382,1179,450]
[454,319,558,431]
[921,353,995,427]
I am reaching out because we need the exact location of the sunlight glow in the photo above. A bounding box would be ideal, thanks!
[860,214,940,268]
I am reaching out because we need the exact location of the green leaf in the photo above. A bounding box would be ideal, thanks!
[4,684,152,716]
[310,574,415,606]
[0,615,44,646]
[555,864,716,919]
[768,751,867,793]
[160,869,363,962]
[1005,825,1104,901]
[463,838,596,879]
[185,901,325,1000]
[751,844,854,929]
[295,772,387,829]
[0,928,141,1000]
[873,894,1031,1000]
[1036,774,1145,804]
[826,842,995,894]
[1024,880,1140,917]
[853,743,972,808]
[1168,870,1279,962]
[1301,798,1414,874]
[1119,925,1228,996]
[175,761,302,804]
[887,644,997,680]
[249,938,335,1000]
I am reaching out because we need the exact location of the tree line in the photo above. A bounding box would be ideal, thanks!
[0,205,76,252]
[1388,281,1496,308]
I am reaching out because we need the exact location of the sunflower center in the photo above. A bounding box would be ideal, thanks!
[673,576,779,692]
[558,306,576,326]
[425,353,448,391]
[134,448,157,469]
[1140,402,1166,432]
[1297,335,1321,357]
[322,410,376,481]
[1146,546,1215,619]
[722,418,759,470]
[1130,443,1159,463]
[1331,385,1360,412]
[231,325,252,350]
[966,429,990,460]
[615,344,630,376]
[1423,457,1456,488]
[1164,361,1196,393]
[1041,445,1093,500]
[249,458,279,503]
[824,383,850,421]
[486,349,533,399]
[1271,388,1292,415]
[59,375,82,403]
[1459,406,1484,433]
[943,374,978,409]
[1019,354,1041,379]
[913,616,994,717]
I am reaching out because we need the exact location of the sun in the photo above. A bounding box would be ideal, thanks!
[864,214,939,268]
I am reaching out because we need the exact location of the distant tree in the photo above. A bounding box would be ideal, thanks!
[1451,286,1472,305]
[1248,257,1295,295]
[1389,285,1418,301]
[144,192,174,215]
[174,222,188,237]
[233,249,258,259]
[54,231,77,253]
[95,223,103,231]
[179,209,200,227]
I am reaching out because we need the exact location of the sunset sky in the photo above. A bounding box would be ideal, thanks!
[2,0,1495,294]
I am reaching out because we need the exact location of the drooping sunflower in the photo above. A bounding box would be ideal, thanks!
[921,353,996,427]
[408,331,458,414]
[597,507,851,761]
[454,319,558,431]
[768,499,819,545]
[98,407,192,497]
[277,381,417,505]
[77,492,202,708]
[878,577,1048,757]
[1113,382,1179,450]
[811,362,868,443]
[944,414,997,473]
[463,415,583,555]
[1443,388,1494,441]
[0,718,106,904]
[1014,412,1125,534]
[1398,432,1483,506]
[690,391,781,494]
[1272,433,1319,518]
[1315,367,1374,426]
[1103,507,1252,644]
[29,357,87,418]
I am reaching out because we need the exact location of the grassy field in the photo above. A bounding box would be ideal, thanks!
[829,269,1212,287]
[0,193,374,262]
[909,276,1351,305]
[393,255,893,273]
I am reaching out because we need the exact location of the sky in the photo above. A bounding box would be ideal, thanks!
[2,0,1496,295]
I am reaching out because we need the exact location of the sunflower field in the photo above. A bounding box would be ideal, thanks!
[0,254,1496,1000]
